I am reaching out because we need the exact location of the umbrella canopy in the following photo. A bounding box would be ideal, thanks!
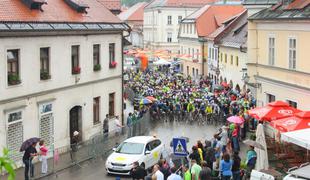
[270,111,310,132]
[281,128,310,150]
[214,85,224,91]
[221,82,229,87]
[140,98,152,105]
[248,101,302,121]
[20,137,40,152]
[227,116,244,124]
[255,124,269,171]
[243,139,265,150]
[146,96,157,102]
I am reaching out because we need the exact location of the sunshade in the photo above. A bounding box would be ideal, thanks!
[248,101,302,121]
[140,98,152,105]
[255,124,269,171]
[20,137,40,152]
[243,139,265,150]
[270,111,310,132]
[227,116,244,124]
[281,128,310,150]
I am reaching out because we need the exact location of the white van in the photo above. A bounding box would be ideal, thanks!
[284,163,310,180]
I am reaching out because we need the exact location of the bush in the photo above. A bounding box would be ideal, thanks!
[0,148,16,180]
[93,64,101,71]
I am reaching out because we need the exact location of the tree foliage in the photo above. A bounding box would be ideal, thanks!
[0,148,16,180]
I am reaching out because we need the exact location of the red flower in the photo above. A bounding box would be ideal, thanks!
[72,66,81,74]
[110,61,117,68]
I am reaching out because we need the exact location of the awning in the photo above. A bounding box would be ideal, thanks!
[281,128,310,150]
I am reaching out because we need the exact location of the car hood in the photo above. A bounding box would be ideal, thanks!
[107,152,143,165]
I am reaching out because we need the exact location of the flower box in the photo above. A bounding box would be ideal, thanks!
[8,74,21,85]
[72,67,81,74]
[93,64,101,71]
[40,71,51,80]
[109,61,117,68]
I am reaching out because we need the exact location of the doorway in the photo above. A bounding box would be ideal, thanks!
[69,106,82,144]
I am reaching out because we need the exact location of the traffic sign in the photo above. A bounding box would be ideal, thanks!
[172,138,187,157]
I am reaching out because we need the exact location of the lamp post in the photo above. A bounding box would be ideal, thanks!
[241,68,261,88]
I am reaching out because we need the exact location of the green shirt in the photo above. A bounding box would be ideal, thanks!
[191,164,202,180]
[184,170,191,180]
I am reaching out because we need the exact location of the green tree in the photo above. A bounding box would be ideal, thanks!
[0,148,16,180]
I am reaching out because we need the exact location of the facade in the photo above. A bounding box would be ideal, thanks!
[179,4,244,78]
[0,0,127,164]
[217,10,248,89]
[247,0,310,110]
[119,2,148,48]
[143,0,216,53]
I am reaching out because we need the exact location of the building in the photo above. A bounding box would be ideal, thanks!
[119,2,148,48]
[143,0,217,54]
[0,0,128,164]
[247,0,310,110]
[216,10,248,89]
[178,4,244,78]
[97,0,122,15]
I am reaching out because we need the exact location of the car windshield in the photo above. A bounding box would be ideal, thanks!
[116,142,144,155]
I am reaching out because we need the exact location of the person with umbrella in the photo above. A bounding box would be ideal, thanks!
[22,140,39,180]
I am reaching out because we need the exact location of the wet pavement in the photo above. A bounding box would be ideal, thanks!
[40,120,247,180]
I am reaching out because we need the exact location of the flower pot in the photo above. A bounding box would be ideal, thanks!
[72,67,81,74]
[93,64,101,71]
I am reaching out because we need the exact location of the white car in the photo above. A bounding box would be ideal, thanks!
[105,136,165,175]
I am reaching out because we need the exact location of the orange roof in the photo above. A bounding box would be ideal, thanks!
[188,4,244,37]
[285,0,310,10]
[96,0,121,11]
[0,0,121,23]
[118,2,148,21]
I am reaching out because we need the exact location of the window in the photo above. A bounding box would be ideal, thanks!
[214,49,218,61]
[266,93,275,103]
[167,32,172,43]
[183,24,185,33]
[39,103,54,146]
[192,48,194,59]
[211,48,214,60]
[190,24,192,34]
[93,44,101,71]
[196,69,198,76]
[7,49,20,85]
[167,16,172,25]
[186,66,189,75]
[220,53,223,62]
[230,55,233,65]
[181,46,183,54]
[236,56,239,66]
[188,48,190,57]
[194,25,196,34]
[40,47,50,80]
[225,54,227,63]
[287,100,297,108]
[187,24,189,33]
[7,110,23,161]
[289,38,296,69]
[71,45,80,74]
[109,93,115,117]
[109,43,116,68]
[192,68,195,77]
[208,48,211,58]
[196,49,199,59]
[268,37,275,65]
[178,16,182,24]
[152,140,162,149]
[93,97,100,125]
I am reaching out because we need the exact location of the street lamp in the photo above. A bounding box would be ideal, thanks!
[241,68,261,88]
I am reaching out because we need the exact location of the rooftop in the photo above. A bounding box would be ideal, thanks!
[242,0,279,5]
[249,0,310,20]
[182,4,244,37]
[118,2,148,21]
[96,0,121,11]
[0,0,121,23]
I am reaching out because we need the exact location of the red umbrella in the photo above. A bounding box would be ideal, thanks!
[227,116,244,124]
[248,101,302,121]
[221,82,229,87]
[270,111,310,132]
[146,96,157,102]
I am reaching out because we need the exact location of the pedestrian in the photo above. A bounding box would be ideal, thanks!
[39,140,48,174]
[204,140,215,171]
[127,113,133,137]
[158,159,171,180]
[130,161,147,180]
[114,115,123,135]
[152,164,164,180]
[70,131,79,163]
[220,125,229,154]
[197,141,204,162]
[23,142,38,180]
[189,146,201,165]
[145,168,153,180]
[199,161,212,180]
[245,146,257,179]
[103,114,109,135]
[167,167,182,180]
[214,135,222,169]
[220,153,233,180]
[232,125,240,152]
[182,165,191,180]
[232,151,241,180]
[190,159,202,180]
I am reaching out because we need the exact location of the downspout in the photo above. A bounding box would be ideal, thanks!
[202,39,205,77]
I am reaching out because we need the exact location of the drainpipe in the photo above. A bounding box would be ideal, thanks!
[202,40,205,77]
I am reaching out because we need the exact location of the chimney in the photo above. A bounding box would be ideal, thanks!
[64,0,89,14]
[22,0,47,11]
